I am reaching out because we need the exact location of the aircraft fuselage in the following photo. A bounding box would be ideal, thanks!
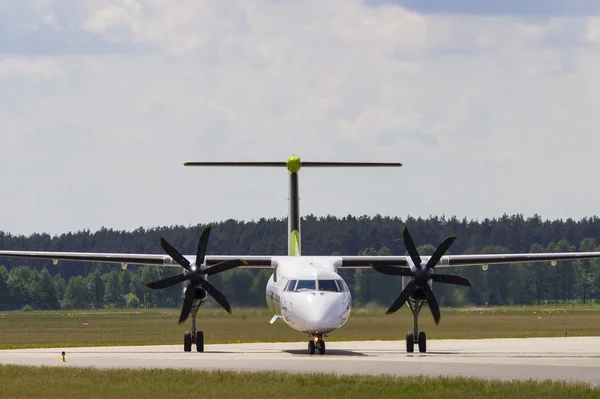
[265,257,352,334]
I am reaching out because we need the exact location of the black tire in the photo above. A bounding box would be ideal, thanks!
[196,331,204,352]
[406,332,414,353]
[184,331,192,352]
[308,340,316,355]
[418,331,426,353]
[317,340,326,355]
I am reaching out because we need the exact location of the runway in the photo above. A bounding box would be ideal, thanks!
[2,337,600,385]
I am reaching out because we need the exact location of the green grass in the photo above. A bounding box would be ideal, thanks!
[1,305,600,349]
[0,365,598,399]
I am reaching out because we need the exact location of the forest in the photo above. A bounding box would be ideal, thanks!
[2,213,600,311]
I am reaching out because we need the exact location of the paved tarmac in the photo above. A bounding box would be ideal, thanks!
[1,337,600,385]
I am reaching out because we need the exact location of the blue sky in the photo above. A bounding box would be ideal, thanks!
[1,0,599,235]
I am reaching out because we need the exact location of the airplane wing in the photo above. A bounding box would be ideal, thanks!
[0,250,273,269]
[2,249,600,270]
[340,252,600,268]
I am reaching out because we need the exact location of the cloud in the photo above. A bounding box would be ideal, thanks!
[0,0,146,54]
[367,0,600,17]
[0,0,599,235]
[0,58,62,79]
[80,0,254,54]
[587,18,600,42]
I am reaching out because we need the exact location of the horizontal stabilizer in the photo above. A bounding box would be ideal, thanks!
[184,161,402,167]
[184,162,286,167]
[302,162,402,167]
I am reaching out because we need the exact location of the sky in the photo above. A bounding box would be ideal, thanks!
[1,0,600,236]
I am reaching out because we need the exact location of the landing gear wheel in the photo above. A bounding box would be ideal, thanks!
[418,331,426,353]
[308,340,316,355]
[184,331,192,352]
[196,331,204,352]
[406,332,414,353]
[317,340,326,355]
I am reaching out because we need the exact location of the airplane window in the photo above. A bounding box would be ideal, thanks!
[285,280,297,292]
[318,280,340,292]
[295,280,316,291]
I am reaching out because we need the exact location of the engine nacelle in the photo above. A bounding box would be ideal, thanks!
[410,285,428,301]
[194,288,207,301]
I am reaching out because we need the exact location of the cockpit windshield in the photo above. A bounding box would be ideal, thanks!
[318,280,340,292]
[295,280,316,291]
[285,279,348,292]
[284,280,297,292]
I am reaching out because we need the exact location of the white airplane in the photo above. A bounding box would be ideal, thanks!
[2,155,600,355]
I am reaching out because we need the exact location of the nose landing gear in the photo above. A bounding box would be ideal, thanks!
[308,334,326,355]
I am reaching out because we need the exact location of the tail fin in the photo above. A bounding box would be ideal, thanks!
[184,156,402,257]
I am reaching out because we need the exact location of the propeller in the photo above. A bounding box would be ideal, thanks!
[144,224,247,324]
[371,225,473,325]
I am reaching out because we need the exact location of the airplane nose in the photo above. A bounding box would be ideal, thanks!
[294,293,349,333]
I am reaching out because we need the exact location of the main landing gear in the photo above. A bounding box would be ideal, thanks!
[405,299,427,353]
[308,334,326,355]
[184,303,204,352]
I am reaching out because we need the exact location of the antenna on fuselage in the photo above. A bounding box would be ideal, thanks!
[183,155,403,257]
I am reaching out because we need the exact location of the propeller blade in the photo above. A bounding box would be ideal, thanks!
[199,279,232,314]
[386,280,416,314]
[422,284,441,325]
[160,237,191,270]
[425,235,456,271]
[371,264,414,277]
[144,273,188,290]
[203,259,248,276]
[431,274,473,287]
[178,286,195,324]
[195,224,212,266]
[402,226,423,269]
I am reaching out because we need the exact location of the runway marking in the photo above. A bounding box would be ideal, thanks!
[134,356,600,368]
[5,337,600,388]
[10,352,600,369]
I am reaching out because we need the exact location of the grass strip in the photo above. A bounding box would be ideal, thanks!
[0,365,599,399]
[2,306,600,349]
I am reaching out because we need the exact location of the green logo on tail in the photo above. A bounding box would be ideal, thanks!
[290,230,301,256]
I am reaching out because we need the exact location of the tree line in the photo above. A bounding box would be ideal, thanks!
[2,213,600,310]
